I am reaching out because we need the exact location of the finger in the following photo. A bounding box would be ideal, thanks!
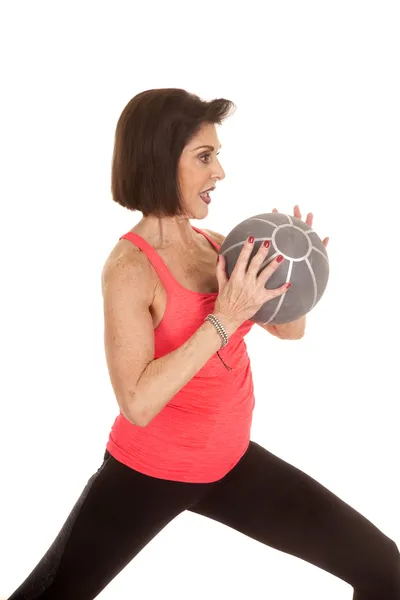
[294,205,302,219]
[215,253,229,287]
[305,212,313,227]
[323,237,329,247]
[272,208,278,213]
[246,240,271,277]
[231,237,259,279]
[264,280,291,301]
[256,253,285,287]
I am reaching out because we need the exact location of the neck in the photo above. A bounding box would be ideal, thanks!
[137,215,199,250]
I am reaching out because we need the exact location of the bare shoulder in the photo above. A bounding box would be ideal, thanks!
[102,239,141,283]
[202,228,226,246]
[101,239,154,303]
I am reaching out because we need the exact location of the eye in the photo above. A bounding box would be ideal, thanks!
[200,152,220,164]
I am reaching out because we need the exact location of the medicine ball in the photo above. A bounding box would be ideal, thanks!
[218,212,329,325]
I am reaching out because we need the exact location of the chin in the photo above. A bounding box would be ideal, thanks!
[197,206,209,218]
[188,201,208,219]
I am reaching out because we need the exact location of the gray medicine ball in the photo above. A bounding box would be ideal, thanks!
[218,212,329,325]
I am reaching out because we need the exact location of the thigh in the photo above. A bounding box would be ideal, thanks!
[188,441,396,590]
[9,451,207,600]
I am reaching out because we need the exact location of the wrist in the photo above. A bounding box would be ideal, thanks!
[211,311,242,338]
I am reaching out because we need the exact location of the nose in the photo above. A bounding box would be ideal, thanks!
[212,160,225,182]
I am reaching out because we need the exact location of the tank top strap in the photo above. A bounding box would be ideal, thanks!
[119,226,221,291]
[191,225,221,251]
[119,232,177,290]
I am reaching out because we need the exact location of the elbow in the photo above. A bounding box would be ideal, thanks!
[120,394,149,428]
[121,406,149,427]
[291,332,305,340]
[135,413,150,427]
[278,331,305,340]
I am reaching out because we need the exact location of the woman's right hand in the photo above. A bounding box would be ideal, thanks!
[213,237,289,332]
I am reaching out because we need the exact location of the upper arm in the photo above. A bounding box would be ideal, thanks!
[101,252,155,424]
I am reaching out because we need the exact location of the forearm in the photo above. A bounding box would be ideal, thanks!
[125,312,240,426]
[274,315,306,339]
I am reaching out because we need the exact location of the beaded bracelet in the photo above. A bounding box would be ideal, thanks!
[204,313,233,371]
[204,313,228,347]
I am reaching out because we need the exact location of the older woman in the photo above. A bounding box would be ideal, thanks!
[8,89,400,599]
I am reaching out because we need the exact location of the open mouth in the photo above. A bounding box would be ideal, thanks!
[199,186,215,204]
[199,191,211,204]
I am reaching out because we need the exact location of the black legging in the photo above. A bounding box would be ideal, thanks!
[7,441,400,599]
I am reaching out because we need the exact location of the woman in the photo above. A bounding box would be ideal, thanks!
[8,88,400,599]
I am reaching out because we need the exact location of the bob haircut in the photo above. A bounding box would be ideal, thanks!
[111,88,236,218]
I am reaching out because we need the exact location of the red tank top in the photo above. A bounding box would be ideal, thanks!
[105,225,256,483]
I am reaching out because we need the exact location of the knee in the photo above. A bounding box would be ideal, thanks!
[386,539,400,569]
[388,539,400,571]
[387,540,400,590]
[369,538,400,593]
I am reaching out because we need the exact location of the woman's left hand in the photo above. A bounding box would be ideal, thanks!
[272,205,329,247]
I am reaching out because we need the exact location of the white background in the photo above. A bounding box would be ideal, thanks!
[1,1,399,598]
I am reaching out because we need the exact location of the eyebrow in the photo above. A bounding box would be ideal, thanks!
[193,144,222,151]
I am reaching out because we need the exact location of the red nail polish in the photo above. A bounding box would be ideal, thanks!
[285,282,291,289]
[248,236,254,243]
[263,240,270,248]
[277,255,284,263]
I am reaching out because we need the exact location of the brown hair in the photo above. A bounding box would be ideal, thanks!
[111,88,236,217]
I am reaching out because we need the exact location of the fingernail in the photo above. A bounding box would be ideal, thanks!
[248,236,254,243]
[277,255,284,263]
[285,282,291,289]
[263,240,270,248]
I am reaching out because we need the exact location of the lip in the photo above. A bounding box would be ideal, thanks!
[200,193,211,204]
